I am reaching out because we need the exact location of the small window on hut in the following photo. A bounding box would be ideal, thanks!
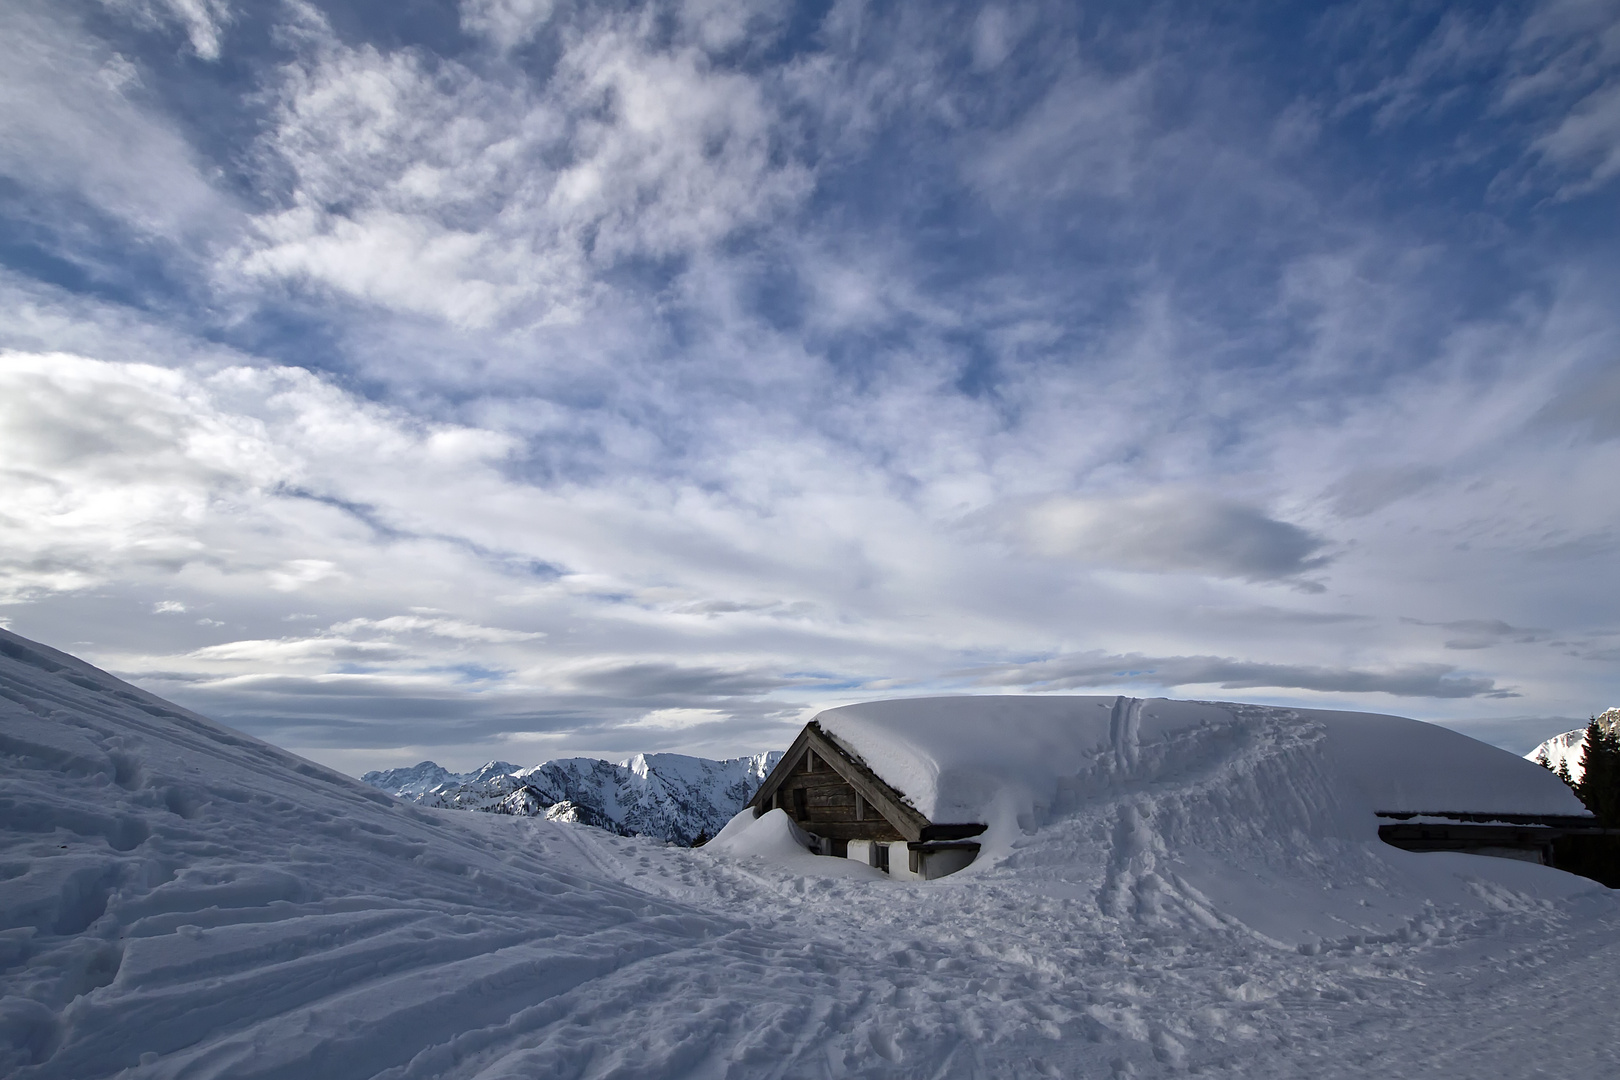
[874,843,890,874]
[792,788,807,820]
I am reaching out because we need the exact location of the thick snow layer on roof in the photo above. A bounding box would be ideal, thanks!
[816,695,1588,831]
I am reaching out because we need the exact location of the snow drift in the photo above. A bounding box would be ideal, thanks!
[0,627,751,1078]
[3,629,1618,1079]
[779,695,1597,941]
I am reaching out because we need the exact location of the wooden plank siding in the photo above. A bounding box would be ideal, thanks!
[748,719,991,876]
[751,720,988,863]
[751,721,935,843]
[769,758,907,841]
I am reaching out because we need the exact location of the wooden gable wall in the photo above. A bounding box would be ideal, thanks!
[765,748,907,848]
[751,721,986,864]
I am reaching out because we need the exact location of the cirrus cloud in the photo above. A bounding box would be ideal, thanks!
[968,651,1514,700]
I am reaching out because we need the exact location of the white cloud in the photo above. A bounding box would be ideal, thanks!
[964,65,1155,204]
[970,6,1030,72]
[267,559,346,592]
[330,614,545,644]
[232,5,812,328]
[1324,466,1441,519]
[0,3,231,242]
[459,0,556,52]
[1009,490,1329,582]
[189,635,406,664]
[1533,80,1620,188]
[969,650,1512,699]
[0,349,521,603]
[101,0,233,60]
[676,0,790,55]
[1534,361,1620,440]
[1503,0,1620,195]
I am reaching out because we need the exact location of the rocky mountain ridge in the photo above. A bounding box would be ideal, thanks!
[1526,707,1620,785]
[362,750,784,845]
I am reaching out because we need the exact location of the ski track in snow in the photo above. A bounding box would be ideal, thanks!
[3,629,1619,1078]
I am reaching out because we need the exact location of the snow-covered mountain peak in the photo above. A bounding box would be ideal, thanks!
[362,748,785,844]
[467,760,522,782]
[361,760,456,798]
[1525,706,1620,784]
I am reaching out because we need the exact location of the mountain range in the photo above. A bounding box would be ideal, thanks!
[362,751,784,845]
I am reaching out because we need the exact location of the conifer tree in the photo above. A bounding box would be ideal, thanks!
[1575,717,1620,826]
[1536,742,1578,790]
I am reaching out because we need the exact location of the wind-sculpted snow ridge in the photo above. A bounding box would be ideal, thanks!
[363,750,782,845]
[4,629,1620,1080]
[1527,707,1620,785]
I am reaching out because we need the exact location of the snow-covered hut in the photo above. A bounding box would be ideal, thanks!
[748,719,986,879]
[750,695,1604,882]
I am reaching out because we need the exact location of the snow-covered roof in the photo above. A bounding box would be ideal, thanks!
[815,696,1588,834]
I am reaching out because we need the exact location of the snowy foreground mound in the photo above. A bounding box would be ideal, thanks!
[362,752,780,844]
[3,630,1620,1079]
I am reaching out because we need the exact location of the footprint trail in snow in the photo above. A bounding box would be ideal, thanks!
[2,629,1617,1079]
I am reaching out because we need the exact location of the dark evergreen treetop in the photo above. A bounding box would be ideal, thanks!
[1575,718,1620,827]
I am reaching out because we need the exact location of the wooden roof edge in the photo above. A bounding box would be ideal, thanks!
[919,822,987,842]
[1375,810,1601,828]
[804,722,931,842]
[748,725,815,813]
[750,720,935,842]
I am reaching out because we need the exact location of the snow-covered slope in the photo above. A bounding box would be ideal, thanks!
[1526,707,1620,785]
[0,628,752,1078]
[363,751,782,845]
[1531,728,1590,782]
[5,629,1620,1080]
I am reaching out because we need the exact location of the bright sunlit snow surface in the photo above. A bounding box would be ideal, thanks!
[3,630,1618,1079]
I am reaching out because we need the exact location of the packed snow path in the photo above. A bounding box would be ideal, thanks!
[2,629,1618,1078]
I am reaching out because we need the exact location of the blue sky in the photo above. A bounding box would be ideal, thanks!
[2,0,1618,773]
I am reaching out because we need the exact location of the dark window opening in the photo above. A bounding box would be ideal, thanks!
[792,788,807,820]
[874,843,890,874]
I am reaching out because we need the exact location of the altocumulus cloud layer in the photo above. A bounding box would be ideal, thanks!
[2,0,1618,771]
